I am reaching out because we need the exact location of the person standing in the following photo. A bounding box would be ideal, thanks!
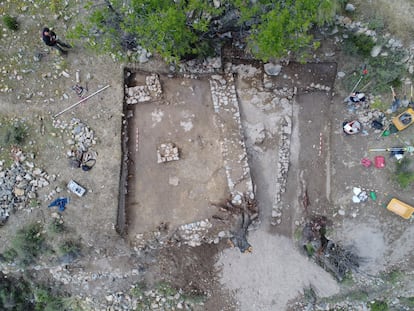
[42,27,71,55]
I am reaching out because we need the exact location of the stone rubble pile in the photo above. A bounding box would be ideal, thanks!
[103,289,193,311]
[83,284,204,311]
[355,108,385,130]
[334,14,414,74]
[53,118,96,152]
[272,116,292,226]
[134,46,152,64]
[345,94,387,130]
[125,74,162,104]
[47,264,207,310]
[146,74,162,96]
[125,85,151,103]
[306,82,331,92]
[177,56,222,74]
[173,219,213,247]
[49,264,140,288]
[157,143,180,163]
[0,149,50,225]
[209,74,255,201]
[133,221,229,251]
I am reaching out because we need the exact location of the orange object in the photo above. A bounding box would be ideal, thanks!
[386,198,414,219]
[392,108,414,131]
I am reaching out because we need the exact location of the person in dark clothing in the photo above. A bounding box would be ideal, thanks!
[42,27,71,55]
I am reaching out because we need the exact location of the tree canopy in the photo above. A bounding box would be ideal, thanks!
[72,0,340,62]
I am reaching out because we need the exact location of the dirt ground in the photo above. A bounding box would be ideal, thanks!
[125,73,228,236]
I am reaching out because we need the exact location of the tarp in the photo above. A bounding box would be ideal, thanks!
[48,197,69,212]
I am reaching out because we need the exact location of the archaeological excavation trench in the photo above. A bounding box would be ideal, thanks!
[116,68,256,244]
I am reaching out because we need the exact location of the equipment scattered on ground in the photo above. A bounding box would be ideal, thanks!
[48,197,69,212]
[371,119,383,130]
[71,83,88,98]
[348,92,366,103]
[68,149,97,171]
[374,156,385,168]
[343,120,361,135]
[402,83,410,107]
[392,107,414,131]
[352,187,368,203]
[349,64,368,95]
[386,198,414,219]
[54,85,110,118]
[361,158,372,168]
[369,146,414,153]
[391,86,401,112]
[67,180,86,197]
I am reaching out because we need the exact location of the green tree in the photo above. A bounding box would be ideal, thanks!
[248,0,338,61]
[5,222,46,266]
[71,0,339,62]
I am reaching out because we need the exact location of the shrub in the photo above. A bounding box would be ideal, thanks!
[130,283,146,298]
[1,248,18,263]
[11,223,45,266]
[48,218,65,234]
[0,123,27,147]
[399,296,414,308]
[0,273,33,310]
[3,15,19,31]
[58,240,81,258]
[368,51,406,93]
[156,282,177,297]
[34,288,64,311]
[394,158,414,189]
[370,300,388,311]
[344,33,375,58]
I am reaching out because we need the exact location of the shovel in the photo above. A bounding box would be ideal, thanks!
[391,86,401,112]
[410,84,414,108]
[402,83,410,107]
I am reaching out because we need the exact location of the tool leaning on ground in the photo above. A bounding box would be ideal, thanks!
[391,86,401,112]
[54,85,110,118]
[410,84,414,108]
[369,146,414,153]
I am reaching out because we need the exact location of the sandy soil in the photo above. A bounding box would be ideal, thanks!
[217,231,339,311]
[125,73,228,236]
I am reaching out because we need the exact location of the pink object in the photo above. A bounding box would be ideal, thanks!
[374,156,385,168]
[361,158,372,168]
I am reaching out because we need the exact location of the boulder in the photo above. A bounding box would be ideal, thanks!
[264,63,282,76]
[371,45,382,57]
[345,3,356,12]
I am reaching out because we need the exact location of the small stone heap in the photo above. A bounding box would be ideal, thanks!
[94,284,204,310]
[125,73,162,104]
[157,143,179,163]
[0,149,50,225]
[177,56,222,75]
[173,219,213,247]
[146,74,162,96]
[53,118,96,152]
[306,82,331,92]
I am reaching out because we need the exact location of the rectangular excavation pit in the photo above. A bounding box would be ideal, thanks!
[118,69,230,238]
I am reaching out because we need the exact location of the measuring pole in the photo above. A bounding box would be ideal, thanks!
[350,76,363,95]
[369,146,414,153]
[54,85,110,118]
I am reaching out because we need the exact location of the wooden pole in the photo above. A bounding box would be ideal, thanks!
[350,76,363,95]
[54,85,110,118]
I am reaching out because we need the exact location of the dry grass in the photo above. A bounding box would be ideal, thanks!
[354,0,414,43]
